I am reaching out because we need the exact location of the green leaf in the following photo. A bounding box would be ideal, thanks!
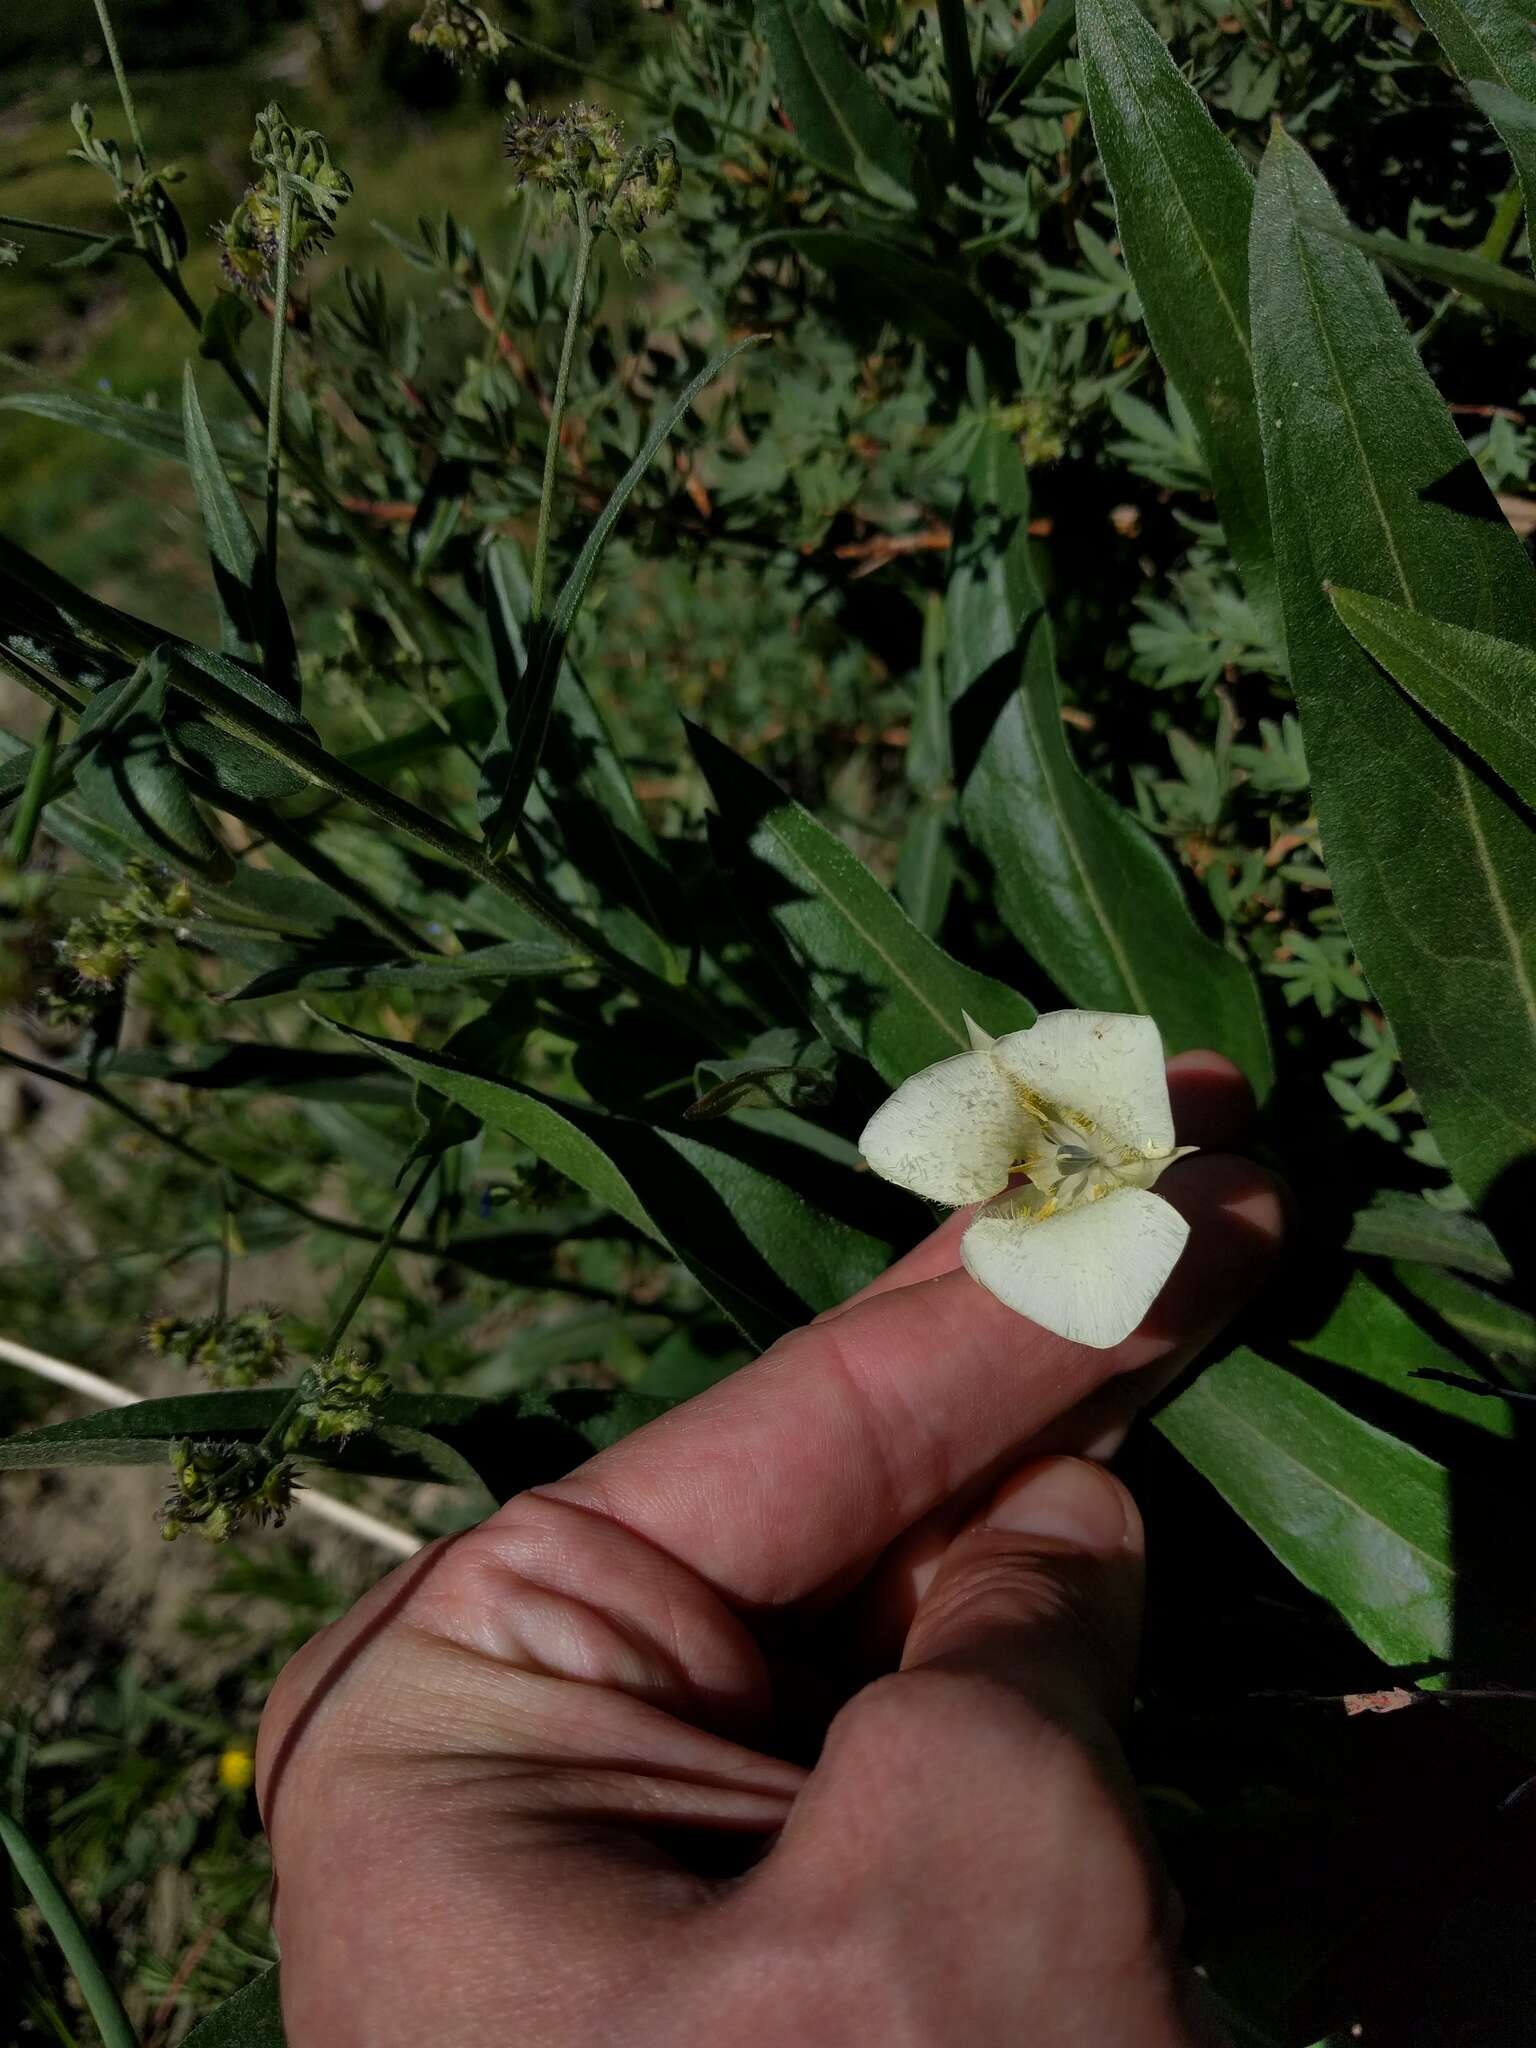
[322,1017,893,1346]
[896,596,956,937]
[480,337,767,854]
[946,434,1273,1091]
[1077,0,1279,642]
[1412,0,1536,215]
[1329,587,1536,812]
[1307,217,1536,332]
[0,386,258,467]
[1345,1191,1513,1284]
[0,1807,139,2048]
[1157,1347,1457,1667]
[1251,130,1536,1207]
[1469,81,1536,225]
[1391,1260,1536,1380]
[181,1967,283,2048]
[753,0,919,205]
[91,1042,409,1102]
[764,232,1013,382]
[222,933,592,1003]
[182,365,300,703]
[995,0,1077,109]
[75,648,234,883]
[1294,1268,1519,1439]
[686,719,1034,1084]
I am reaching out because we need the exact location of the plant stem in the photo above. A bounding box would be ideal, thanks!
[7,710,60,865]
[263,176,298,656]
[0,1807,139,2048]
[0,212,128,247]
[530,219,594,625]
[255,1153,438,1460]
[90,0,149,172]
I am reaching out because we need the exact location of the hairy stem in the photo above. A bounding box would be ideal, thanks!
[263,175,298,656]
[530,218,594,624]
[90,0,149,170]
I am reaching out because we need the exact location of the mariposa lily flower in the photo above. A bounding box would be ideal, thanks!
[859,1009,1196,1349]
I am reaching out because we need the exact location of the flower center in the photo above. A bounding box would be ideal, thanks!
[1010,1111,1149,1216]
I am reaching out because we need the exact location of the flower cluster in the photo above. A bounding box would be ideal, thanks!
[54,860,193,994]
[860,1009,1196,1349]
[291,1350,392,1446]
[69,102,186,268]
[410,0,509,67]
[161,1439,300,1543]
[147,1308,288,1389]
[218,102,352,295]
[504,102,681,271]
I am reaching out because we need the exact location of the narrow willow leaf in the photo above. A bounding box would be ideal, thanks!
[324,1018,892,1346]
[0,387,258,466]
[1469,81,1536,224]
[1329,587,1536,811]
[1308,217,1536,332]
[1391,1261,1536,1379]
[95,1042,408,1101]
[1413,0,1536,213]
[75,649,234,883]
[223,933,591,1002]
[479,541,680,979]
[995,0,1077,109]
[1345,1191,1512,1283]
[182,365,300,703]
[947,434,1273,1091]
[480,337,766,854]
[1077,0,1279,642]
[764,232,1013,380]
[0,1809,138,2048]
[1251,131,1536,1207]
[180,1967,283,2048]
[753,0,918,205]
[895,598,956,937]
[686,719,1033,1084]
[1157,1347,1457,1666]
[1294,1268,1518,1440]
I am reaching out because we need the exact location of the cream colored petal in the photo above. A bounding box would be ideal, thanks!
[960,1184,1189,1348]
[859,1049,1033,1205]
[991,1010,1175,1156]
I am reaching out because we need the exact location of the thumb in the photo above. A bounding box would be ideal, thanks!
[901,1454,1144,1736]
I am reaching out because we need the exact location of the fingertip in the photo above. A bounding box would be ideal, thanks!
[1166,1050,1256,1152]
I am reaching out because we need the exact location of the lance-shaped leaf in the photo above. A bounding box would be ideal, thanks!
[1156,1347,1460,1667]
[323,1017,892,1346]
[0,386,259,466]
[221,932,591,1003]
[1412,0,1536,214]
[946,433,1273,1092]
[753,0,918,206]
[995,0,1077,110]
[479,337,766,854]
[1307,217,1536,333]
[1345,1190,1512,1284]
[182,365,300,703]
[1077,0,1279,644]
[1329,587,1536,812]
[75,648,233,882]
[1251,131,1536,1206]
[687,719,1033,1085]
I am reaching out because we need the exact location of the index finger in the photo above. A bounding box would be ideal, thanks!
[535,1150,1283,1612]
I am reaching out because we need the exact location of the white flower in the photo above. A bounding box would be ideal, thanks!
[859,1009,1196,1349]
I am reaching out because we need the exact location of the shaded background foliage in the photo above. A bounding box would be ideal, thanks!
[1,0,1535,2041]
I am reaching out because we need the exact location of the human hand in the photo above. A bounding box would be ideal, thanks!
[258,1051,1283,2047]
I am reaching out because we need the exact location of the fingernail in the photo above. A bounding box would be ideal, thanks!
[985,1457,1128,1555]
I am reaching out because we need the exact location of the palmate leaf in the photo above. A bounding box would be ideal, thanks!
[945,433,1273,1093]
[686,719,1034,1084]
[322,1016,893,1347]
[1251,131,1536,1210]
[1077,0,1279,645]
[479,337,766,855]
[753,0,919,206]
[1329,586,1536,812]
[182,365,300,703]
[1412,0,1536,216]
